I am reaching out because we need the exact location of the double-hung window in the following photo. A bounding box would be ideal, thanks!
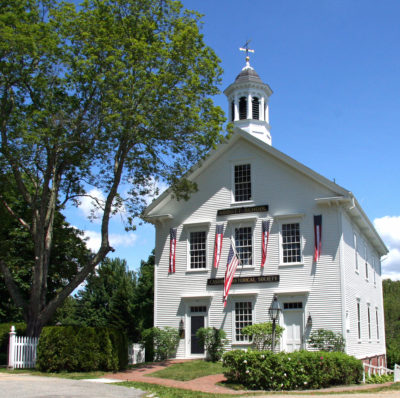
[234,164,251,202]
[234,301,253,342]
[357,300,361,340]
[189,231,207,269]
[281,223,301,264]
[235,226,253,266]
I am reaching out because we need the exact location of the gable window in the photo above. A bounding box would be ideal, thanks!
[252,97,260,120]
[235,226,252,266]
[189,231,206,269]
[239,97,247,120]
[234,164,251,202]
[235,301,253,341]
[282,223,301,263]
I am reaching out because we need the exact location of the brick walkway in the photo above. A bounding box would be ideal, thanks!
[106,360,397,396]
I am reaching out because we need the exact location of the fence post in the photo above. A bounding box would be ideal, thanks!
[362,363,366,383]
[8,325,16,369]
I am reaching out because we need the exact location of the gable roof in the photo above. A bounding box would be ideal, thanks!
[143,127,388,256]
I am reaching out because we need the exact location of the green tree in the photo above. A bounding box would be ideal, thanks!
[0,0,225,336]
[383,279,400,368]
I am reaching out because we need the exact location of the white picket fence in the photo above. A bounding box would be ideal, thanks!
[8,326,38,369]
[362,362,400,383]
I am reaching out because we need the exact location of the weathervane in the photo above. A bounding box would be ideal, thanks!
[239,39,254,64]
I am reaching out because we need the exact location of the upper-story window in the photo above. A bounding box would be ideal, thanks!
[234,164,251,202]
[357,300,361,340]
[189,231,206,269]
[365,246,369,281]
[354,233,359,272]
[252,97,259,120]
[235,226,253,266]
[239,97,247,120]
[282,223,301,263]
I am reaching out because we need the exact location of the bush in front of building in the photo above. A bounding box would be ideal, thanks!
[196,327,227,362]
[36,326,128,372]
[241,322,285,351]
[222,349,363,390]
[307,329,345,352]
[365,372,394,384]
[142,326,180,361]
[0,323,26,365]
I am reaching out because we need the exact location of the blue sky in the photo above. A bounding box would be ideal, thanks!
[67,0,400,279]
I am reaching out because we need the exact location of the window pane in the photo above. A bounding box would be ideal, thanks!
[235,301,252,341]
[234,164,251,202]
[190,231,206,269]
[282,223,301,263]
[235,227,252,266]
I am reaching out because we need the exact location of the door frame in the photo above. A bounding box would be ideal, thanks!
[185,302,208,358]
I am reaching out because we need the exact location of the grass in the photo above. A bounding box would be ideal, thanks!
[148,360,224,381]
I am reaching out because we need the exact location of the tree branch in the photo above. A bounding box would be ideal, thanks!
[0,194,30,230]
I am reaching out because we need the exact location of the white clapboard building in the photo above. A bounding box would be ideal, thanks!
[143,55,388,366]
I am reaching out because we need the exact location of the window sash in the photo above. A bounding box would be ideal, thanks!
[282,223,301,263]
[234,164,251,202]
[189,231,206,269]
[235,301,253,341]
[235,226,252,266]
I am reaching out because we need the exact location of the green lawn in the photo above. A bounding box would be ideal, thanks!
[147,360,224,381]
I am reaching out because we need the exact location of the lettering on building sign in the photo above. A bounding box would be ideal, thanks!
[207,275,279,286]
[217,205,269,217]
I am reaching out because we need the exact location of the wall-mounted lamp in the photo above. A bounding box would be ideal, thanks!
[307,313,312,326]
[179,318,185,338]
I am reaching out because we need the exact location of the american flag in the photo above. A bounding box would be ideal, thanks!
[213,224,224,268]
[169,228,177,273]
[314,215,322,261]
[223,238,240,307]
[261,220,270,267]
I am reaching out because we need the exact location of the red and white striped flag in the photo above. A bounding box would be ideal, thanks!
[314,215,322,261]
[261,220,270,267]
[223,238,240,307]
[169,228,177,273]
[213,224,224,268]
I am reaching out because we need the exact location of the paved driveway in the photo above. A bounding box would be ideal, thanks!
[0,373,145,398]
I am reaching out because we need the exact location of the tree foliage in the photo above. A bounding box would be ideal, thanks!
[241,322,285,351]
[307,329,345,352]
[0,0,225,336]
[383,279,400,368]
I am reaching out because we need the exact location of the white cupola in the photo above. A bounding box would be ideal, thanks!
[223,49,273,145]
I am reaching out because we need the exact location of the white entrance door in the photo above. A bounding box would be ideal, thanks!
[283,310,303,352]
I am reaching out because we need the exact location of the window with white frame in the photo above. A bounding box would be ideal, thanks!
[235,226,253,266]
[354,233,359,272]
[373,257,376,285]
[234,164,251,202]
[357,300,361,340]
[365,245,369,281]
[282,223,301,263]
[234,301,253,342]
[367,305,371,340]
[376,308,380,340]
[189,231,207,269]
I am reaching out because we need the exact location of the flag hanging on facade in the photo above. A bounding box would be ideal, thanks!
[261,219,270,267]
[314,215,322,261]
[169,228,177,273]
[223,238,240,307]
[213,224,224,268]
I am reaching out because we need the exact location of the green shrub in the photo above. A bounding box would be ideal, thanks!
[307,329,345,352]
[196,327,226,362]
[36,326,127,372]
[365,372,394,384]
[0,323,26,365]
[387,342,400,369]
[142,327,179,361]
[241,322,284,351]
[222,349,363,390]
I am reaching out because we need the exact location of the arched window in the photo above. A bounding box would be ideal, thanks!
[252,97,259,120]
[231,101,235,121]
[239,97,247,120]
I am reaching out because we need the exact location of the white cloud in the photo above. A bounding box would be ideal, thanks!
[81,229,137,252]
[374,216,400,280]
[143,178,169,205]
[78,188,105,221]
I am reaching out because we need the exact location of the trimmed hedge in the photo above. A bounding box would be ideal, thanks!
[223,349,363,390]
[0,323,26,365]
[36,326,128,372]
